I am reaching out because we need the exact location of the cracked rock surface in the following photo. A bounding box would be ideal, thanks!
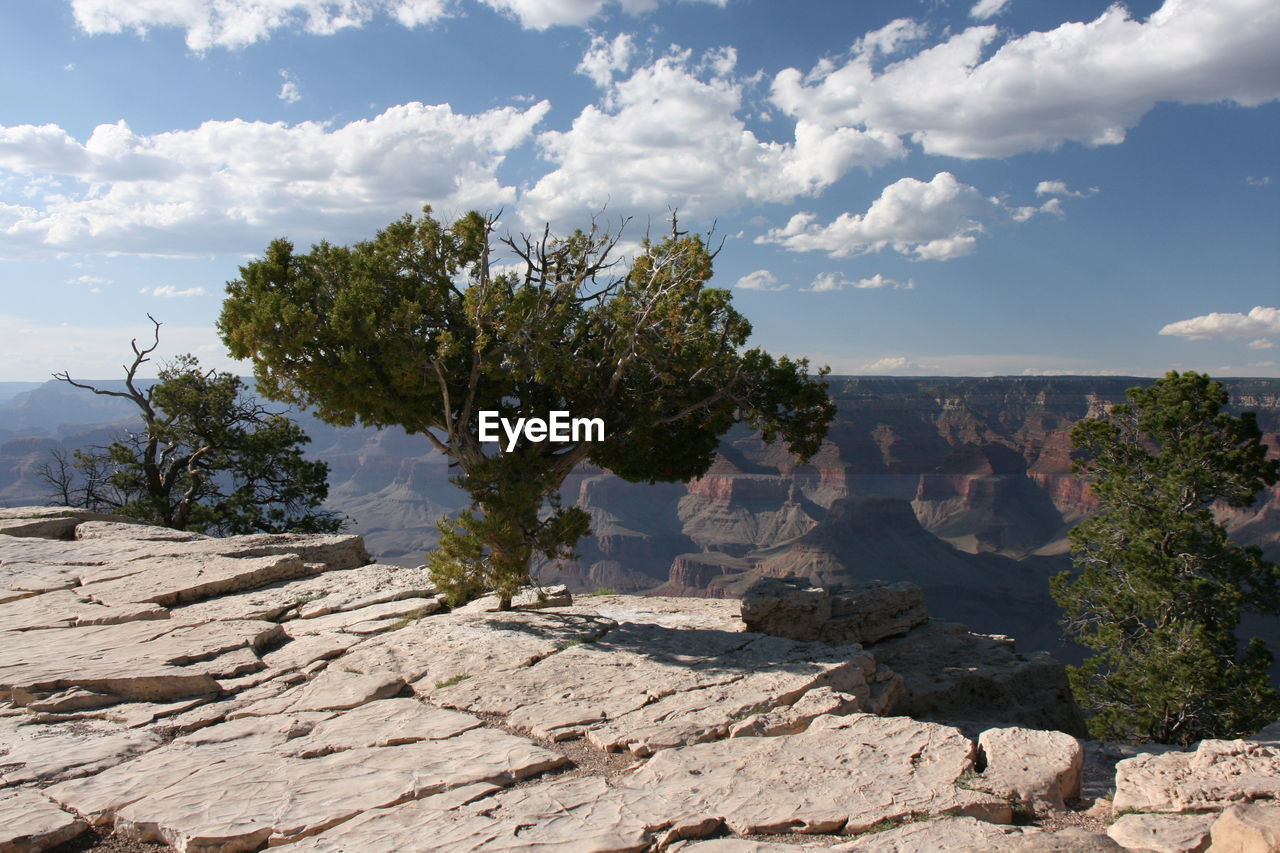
[9,507,1268,853]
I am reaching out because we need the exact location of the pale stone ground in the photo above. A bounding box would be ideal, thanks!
[1,508,1277,853]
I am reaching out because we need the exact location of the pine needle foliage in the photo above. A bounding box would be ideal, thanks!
[1052,370,1280,744]
[219,209,835,609]
[51,319,338,535]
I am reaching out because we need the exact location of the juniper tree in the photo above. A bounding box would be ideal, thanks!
[219,209,835,608]
[1052,370,1280,744]
[52,317,340,535]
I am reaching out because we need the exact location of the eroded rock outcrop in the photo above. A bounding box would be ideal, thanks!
[740,575,927,645]
[4,508,1273,853]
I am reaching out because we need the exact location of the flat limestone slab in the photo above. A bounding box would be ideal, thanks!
[396,610,620,690]
[44,713,328,824]
[0,508,140,541]
[274,783,502,852]
[585,643,874,755]
[112,729,567,852]
[0,589,167,632]
[834,816,1029,851]
[282,776,661,852]
[0,716,161,786]
[71,523,368,573]
[285,699,482,756]
[0,618,281,703]
[233,645,409,717]
[293,565,436,617]
[624,714,1011,836]
[1113,737,1280,813]
[0,562,83,600]
[259,633,363,673]
[564,596,746,632]
[424,618,874,748]
[78,553,314,607]
[974,828,1127,851]
[0,787,88,852]
[286,597,443,636]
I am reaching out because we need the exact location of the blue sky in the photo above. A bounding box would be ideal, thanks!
[0,0,1276,381]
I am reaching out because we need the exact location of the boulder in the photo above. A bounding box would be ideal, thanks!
[740,576,927,645]
[977,727,1083,811]
[1107,813,1214,853]
[1113,738,1280,813]
[1207,802,1280,853]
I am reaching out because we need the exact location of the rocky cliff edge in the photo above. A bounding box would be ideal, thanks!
[0,508,1276,853]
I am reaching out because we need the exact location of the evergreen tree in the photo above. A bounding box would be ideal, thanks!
[219,209,834,608]
[52,318,340,535]
[1051,370,1280,743]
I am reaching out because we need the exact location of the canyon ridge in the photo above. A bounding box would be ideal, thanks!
[4,375,1277,665]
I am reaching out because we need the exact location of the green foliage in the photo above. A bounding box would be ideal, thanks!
[1051,370,1280,744]
[434,673,470,689]
[51,321,339,536]
[220,209,835,609]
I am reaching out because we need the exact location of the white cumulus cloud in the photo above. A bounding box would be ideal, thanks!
[969,0,1011,21]
[67,0,728,45]
[862,356,924,373]
[854,18,927,57]
[480,0,726,30]
[803,272,913,292]
[69,0,452,50]
[522,48,904,227]
[0,100,549,258]
[735,269,788,291]
[1035,180,1098,198]
[277,70,302,103]
[576,33,634,89]
[1159,306,1280,342]
[771,0,1280,159]
[140,285,208,298]
[758,172,1011,261]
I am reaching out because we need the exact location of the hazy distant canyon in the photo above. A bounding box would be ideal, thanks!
[4,376,1279,665]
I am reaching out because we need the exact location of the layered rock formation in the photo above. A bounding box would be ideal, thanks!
[6,509,1277,852]
[4,377,1279,668]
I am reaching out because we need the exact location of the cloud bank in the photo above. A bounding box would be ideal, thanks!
[0,101,548,257]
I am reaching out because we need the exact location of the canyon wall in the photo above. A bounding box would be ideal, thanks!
[3,376,1279,662]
